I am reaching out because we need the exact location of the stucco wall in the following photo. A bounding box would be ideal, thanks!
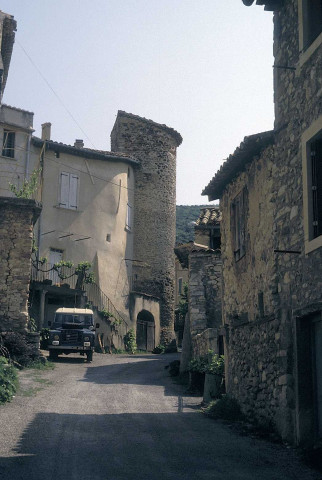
[0,105,35,198]
[0,197,41,332]
[34,146,135,322]
[129,292,161,347]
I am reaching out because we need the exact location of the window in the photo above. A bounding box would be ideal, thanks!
[302,117,322,253]
[59,172,79,210]
[310,136,322,239]
[231,187,247,261]
[301,0,322,50]
[2,130,15,158]
[126,203,132,231]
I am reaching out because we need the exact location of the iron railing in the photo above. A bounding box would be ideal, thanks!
[31,262,128,330]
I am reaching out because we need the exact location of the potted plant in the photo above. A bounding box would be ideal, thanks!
[203,352,225,403]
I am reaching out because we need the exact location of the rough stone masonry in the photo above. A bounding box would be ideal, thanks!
[0,197,41,332]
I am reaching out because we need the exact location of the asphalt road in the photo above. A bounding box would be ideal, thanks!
[0,353,320,480]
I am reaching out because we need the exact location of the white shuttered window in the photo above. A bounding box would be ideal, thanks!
[59,172,79,210]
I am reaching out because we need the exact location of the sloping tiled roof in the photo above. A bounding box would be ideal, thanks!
[32,137,139,166]
[195,207,221,228]
[202,130,274,201]
[242,0,283,10]
[116,110,183,146]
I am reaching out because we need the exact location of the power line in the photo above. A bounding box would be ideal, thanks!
[17,40,96,149]
[6,143,179,208]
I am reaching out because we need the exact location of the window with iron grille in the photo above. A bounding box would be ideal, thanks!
[310,136,322,239]
[231,187,247,261]
[2,130,15,158]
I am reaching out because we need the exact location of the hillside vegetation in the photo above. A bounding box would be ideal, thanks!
[176,205,207,245]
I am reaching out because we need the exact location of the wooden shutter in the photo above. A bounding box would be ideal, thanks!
[60,172,70,208]
[69,174,79,210]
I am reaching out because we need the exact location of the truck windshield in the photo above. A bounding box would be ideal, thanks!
[54,314,93,326]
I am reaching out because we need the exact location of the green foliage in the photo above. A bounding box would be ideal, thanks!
[75,261,95,288]
[2,332,34,366]
[176,205,208,245]
[124,329,137,354]
[111,318,123,327]
[188,351,225,376]
[188,356,209,373]
[0,356,18,404]
[26,359,55,370]
[207,354,225,376]
[99,308,114,320]
[40,328,51,350]
[203,395,243,422]
[53,260,74,269]
[28,317,38,333]
[9,167,42,199]
[152,344,166,354]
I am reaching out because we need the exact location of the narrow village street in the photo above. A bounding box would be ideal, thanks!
[0,353,320,480]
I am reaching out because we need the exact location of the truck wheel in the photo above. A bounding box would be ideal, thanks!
[86,351,93,362]
[49,351,58,361]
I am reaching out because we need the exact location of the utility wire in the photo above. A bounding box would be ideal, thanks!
[17,40,96,149]
[7,143,179,208]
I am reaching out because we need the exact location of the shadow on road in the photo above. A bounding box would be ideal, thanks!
[80,354,189,398]
[0,410,295,480]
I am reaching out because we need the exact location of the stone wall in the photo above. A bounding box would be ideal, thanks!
[111,111,182,344]
[0,197,41,332]
[192,328,218,358]
[227,311,294,440]
[219,0,322,444]
[189,249,222,341]
[272,0,322,315]
[220,145,276,325]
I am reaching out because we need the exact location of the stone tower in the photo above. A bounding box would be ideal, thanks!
[111,111,182,344]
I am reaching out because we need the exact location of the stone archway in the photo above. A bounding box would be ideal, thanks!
[136,310,155,351]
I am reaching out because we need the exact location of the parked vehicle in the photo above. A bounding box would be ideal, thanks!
[48,308,95,362]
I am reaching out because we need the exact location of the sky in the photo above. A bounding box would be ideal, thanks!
[1,0,274,205]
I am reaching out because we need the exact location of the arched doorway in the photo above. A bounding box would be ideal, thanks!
[136,310,155,351]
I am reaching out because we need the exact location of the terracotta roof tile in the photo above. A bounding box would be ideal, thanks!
[195,207,221,227]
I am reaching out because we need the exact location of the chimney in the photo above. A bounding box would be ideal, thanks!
[74,139,84,148]
[41,122,51,141]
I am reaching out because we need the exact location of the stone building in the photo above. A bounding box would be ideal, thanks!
[0,11,182,351]
[111,111,182,345]
[175,207,223,372]
[1,110,182,351]
[203,0,322,445]
[0,197,41,333]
